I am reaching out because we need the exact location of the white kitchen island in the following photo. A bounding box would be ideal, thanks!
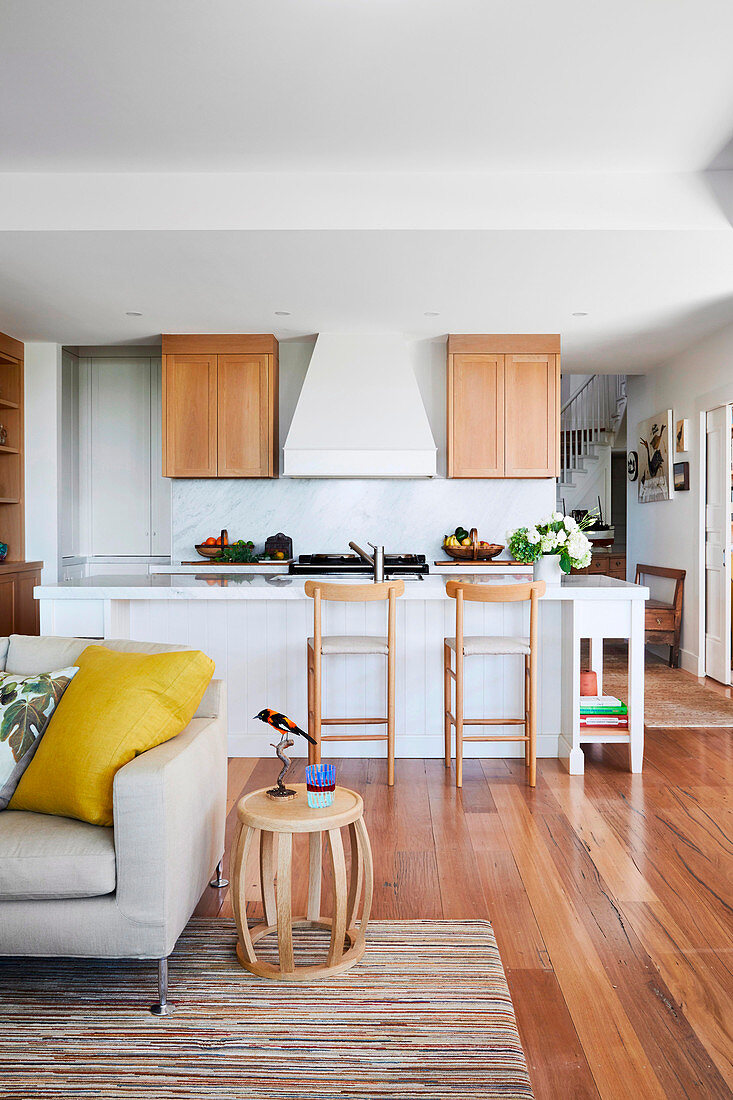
[36,572,648,774]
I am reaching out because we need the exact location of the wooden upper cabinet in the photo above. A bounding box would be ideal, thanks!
[447,336,560,479]
[448,354,504,477]
[163,353,218,477]
[218,354,270,476]
[162,336,278,478]
[504,354,558,477]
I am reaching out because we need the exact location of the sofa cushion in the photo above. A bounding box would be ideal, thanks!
[4,636,218,718]
[5,635,89,674]
[0,810,115,900]
[0,665,79,810]
[10,645,215,826]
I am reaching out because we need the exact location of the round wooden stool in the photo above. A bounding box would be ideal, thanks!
[232,784,373,981]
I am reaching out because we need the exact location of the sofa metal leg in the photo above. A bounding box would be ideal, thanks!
[209,858,229,889]
[150,957,172,1016]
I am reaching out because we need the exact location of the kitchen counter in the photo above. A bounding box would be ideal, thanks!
[150,562,291,574]
[36,573,646,601]
[36,572,648,776]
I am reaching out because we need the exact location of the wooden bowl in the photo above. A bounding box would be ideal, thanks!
[442,528,505,561]
[195,544,224,560]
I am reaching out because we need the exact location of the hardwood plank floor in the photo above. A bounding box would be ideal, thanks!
[207,725,733,1099]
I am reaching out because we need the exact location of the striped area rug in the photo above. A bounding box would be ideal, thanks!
[1,919,533,1099]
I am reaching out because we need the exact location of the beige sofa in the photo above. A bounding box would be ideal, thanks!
[0,635,227,1014]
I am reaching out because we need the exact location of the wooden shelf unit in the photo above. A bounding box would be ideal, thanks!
[0,331,25,561]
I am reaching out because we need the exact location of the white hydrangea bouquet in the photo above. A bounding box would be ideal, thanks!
[507,511,593,577]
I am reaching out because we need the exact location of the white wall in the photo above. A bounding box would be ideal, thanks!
[627,320,733,674]
[25,343,63,582]
[172,336,557,561]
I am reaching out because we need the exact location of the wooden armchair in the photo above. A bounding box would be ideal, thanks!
[635,564,685,667]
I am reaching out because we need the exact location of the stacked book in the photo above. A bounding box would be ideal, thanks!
[579,695,628,728]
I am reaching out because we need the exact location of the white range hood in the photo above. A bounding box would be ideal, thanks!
[283,334,437,477]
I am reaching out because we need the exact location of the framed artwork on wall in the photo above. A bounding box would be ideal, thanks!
[638,409,674,502]
[627,450,638,481]
[675,418,688,453]
[673,461,690,491]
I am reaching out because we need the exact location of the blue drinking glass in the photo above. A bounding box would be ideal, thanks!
[305,763,336,808]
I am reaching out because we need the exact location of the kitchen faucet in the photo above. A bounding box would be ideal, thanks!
[349,541,385,582]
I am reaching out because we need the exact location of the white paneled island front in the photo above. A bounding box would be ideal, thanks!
[36,572,649,774]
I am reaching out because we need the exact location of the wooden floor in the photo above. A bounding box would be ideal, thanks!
[196,729,733,1099]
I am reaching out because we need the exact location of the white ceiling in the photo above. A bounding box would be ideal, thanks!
[1,1,733,371]
[1,0,733,172]
[1,229,732,372]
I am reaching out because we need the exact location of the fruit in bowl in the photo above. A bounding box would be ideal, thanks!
[195,529,232,558]
[443,527,504,560]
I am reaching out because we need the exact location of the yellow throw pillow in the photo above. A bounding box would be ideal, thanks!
[9,645,214,826]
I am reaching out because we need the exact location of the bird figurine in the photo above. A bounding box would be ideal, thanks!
[254,709,316,801]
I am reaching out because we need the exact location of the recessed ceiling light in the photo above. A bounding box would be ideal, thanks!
[274,310,291,316]
[572,311,589,317]
[125,310,143,317]
[424,311,440,317]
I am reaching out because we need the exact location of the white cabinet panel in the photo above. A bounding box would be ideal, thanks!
[61,352,80,557]
[150,358,171,554]
[91,358,151,555]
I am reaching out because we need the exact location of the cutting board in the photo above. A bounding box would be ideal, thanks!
[433,559,528,567]
[181,559,293,566]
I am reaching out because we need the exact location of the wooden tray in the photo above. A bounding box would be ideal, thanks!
[434,559,526,567]
[182,559,293,566]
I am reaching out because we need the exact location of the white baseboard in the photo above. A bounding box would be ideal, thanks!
[647,642,702,677]
[679,647,703,676]
[227,730,560,759]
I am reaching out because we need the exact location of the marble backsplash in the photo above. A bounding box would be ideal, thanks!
[171,477,556,562]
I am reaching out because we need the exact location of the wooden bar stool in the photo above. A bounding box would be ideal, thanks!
[305,580,404,786]
[443,580,545,788]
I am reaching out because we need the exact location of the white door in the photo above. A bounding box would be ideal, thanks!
[705,405,732,684]
[91,358,152,556]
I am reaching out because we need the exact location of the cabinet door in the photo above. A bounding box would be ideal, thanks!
[91,358,152,555]
[150,359,171,554]
[163,354,218,477]
[0,576,14,635]
[217,354,270,476]
[14,571,40,635]
[448,354,504,477]
[504,354,559,477]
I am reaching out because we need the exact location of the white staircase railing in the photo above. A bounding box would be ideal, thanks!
[559,374,626,486]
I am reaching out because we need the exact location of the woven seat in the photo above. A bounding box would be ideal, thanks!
[446,635,530,656]
[305,579,404,786]
[444,579,545,789]
[309,635,389,655]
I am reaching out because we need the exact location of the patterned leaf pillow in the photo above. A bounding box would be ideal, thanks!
[0,666,79,810]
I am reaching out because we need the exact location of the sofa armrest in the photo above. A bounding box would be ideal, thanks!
[112,683,227,940]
